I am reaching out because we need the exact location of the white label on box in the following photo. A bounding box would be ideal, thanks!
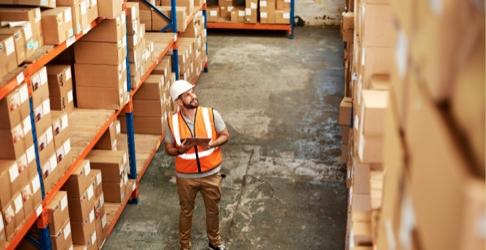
[0,213,4,231]
[81,1,87,14]
[385,219,397,249]
[23,117,31,135]
[89,209,95,223]
[46,127,53,144]
[61,114,69,130]
[86,185,94,200]
[260,1,267,7]
[42,99,51,116]
[228,6,234,11]
[399,195,416,249]
[210,10,217,17]
[131,7,137,18]
[101,214,107,228]
[100,193,104,206]
[23,23,33,40]
[429,0,442,15]
[64,139,71,154]
[361,47,366,66]
[283,12,290,19]
[65,67,72,81]
[40,67,48,85]
[32,176,40,193]
[5,37,14,55]
[9,163,19,182]
[96,172,102,185]
[19,84,28,102]
[67,90,74,103]
[14,194,23,213]
[13,125,23,141]
[251,2,257,8]
[64,223,71,240]
[35,9,41,23]
[91,231,97,244]
[395,30,408,80]
[83,161,90,176]
[261,12,268,18]
[49,154,57,171]
[115,121,121,135]
[35,205,42,216]
[27,145,35,163]
[239,10,245,16]
[66,36,75,47]
[16,72,24,84]
[18,154,27,170]
[60,196,68,211]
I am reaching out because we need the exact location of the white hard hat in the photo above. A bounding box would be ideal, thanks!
[170,80,194,101]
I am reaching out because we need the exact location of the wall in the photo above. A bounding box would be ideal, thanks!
[296,0,345,26]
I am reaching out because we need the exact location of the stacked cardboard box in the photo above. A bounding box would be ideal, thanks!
[0,0,56,8]
[343,1,485,250]
[62,160,99,249]
[244,0,257,23]
[130,0,190,32]
[0,7,45,78]
[41,7,75,45]
[56,0,90,35]
[87,150,129,204]
[94,120,121,151]
[74,12,129,110]
[259,0,275,23]
[274,0,289,24]
[46,191,74,250]
[47,64,75,113]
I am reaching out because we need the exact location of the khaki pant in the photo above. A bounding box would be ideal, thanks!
[176,173,223,250]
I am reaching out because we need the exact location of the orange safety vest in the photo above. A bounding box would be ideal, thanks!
[167,107,223,174]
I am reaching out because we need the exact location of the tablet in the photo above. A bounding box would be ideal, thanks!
[182,137,211,145]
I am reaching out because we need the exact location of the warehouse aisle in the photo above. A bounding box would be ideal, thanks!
[104,27,347,250]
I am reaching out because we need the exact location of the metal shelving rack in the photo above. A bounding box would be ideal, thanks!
[206,0,295,38]
[0,0,197,247]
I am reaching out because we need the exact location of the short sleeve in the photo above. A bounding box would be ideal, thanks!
[212,109,226,133]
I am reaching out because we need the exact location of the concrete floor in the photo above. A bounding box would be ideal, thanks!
[104,26,347,250]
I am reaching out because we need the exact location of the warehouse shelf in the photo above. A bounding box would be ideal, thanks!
[131,38,176,97]
[117,133,163,184]
[104,180,137,240]
[4,209,42,250]
[207,22,290,31]
[0,17,103,101]
[182,2,207,33]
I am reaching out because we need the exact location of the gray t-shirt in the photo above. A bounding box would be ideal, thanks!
[164,109,226,144]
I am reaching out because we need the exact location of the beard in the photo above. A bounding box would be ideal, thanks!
[182,98,199,109]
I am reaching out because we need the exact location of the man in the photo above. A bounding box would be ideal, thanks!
[164,80,229,250]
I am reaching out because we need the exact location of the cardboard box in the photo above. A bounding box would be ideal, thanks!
[0,35,18,79]
[68,187,95,222]
[230,8,245,23]
[134,75,165,100]
[47,191,70,235]
[97,0,122,19]
[47,65,73,108]
[87,0,98,23]
[94,120,120,150]
[74,40,127,65]
[0,7,43,45]
[139,10,151,31]
[87,150,127,182]
[120,115,164,135]
[90,169,103,198]
[74,63,126,87]
[338,97,352,126]
[0,83,28,130]
[62,160,92,199]
[57,0,90,35]
[244,8,257,23]
[276,0,289,10]
[50,220,73,250]
[370,74,389,91]
[71,214,96,245]
[353,162,370,194]
[259,9,275,23]
[0,28,25,66]
[132,99,165,117]
[152,6,187,32]
[357,132,383,164]
[352,221,372,246]
[75,78,128,110]
[161,0,195,15]
[405,76,476,250]
[41,7,75,45]
[81,13,126,43]
[102,181,125,203]
[359,90,388,136]
[0,128,26,160]
[359,2,394,47]
[275,10,289,24]
[0,161,15,208]
[360,47,394,88]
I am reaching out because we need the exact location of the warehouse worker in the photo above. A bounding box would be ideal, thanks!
[165,80,229,250]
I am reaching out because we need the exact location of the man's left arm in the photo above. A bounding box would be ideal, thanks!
[208,109,229,148]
